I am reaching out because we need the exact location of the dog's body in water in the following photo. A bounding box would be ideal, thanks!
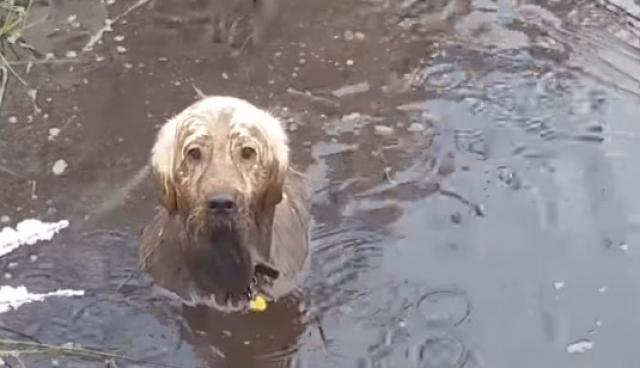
[140,96,310,313]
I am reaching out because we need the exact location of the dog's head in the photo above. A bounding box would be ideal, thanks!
[150,96,289,306]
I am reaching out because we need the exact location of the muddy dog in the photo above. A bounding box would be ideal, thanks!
[140,96,310,312]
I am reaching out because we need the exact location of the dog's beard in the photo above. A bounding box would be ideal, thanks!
[183,210,255,308]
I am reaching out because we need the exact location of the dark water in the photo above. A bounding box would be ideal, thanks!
[2,0,640,367]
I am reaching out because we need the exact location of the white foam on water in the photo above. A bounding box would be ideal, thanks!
[0,285,84,313]
[0,218,82,313]
[566,339,594,354]
[0,218,70,258]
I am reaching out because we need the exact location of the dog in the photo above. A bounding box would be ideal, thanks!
[140,96,310,312]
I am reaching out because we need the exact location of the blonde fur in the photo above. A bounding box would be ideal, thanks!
[141,96,309,312]
[150,96,290,212]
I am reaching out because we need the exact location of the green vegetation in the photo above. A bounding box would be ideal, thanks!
[0,0,40,107]
[1,0,41,79]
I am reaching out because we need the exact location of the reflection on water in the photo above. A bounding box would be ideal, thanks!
[180,295,305,368]
[3,0,640,367]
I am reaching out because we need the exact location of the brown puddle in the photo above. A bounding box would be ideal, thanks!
[3,0,640,367]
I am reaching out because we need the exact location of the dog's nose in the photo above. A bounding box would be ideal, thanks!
[208,195,236,213]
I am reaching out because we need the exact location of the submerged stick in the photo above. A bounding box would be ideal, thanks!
[0,164,28,180]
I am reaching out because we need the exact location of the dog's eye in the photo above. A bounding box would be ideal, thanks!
[187,147,202,160]
[241,147,256,160]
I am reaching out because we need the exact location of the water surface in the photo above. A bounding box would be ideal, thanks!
[2,0,640,367]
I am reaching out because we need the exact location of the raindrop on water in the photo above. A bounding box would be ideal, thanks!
[409,336,468,368]
[418,290,471,327]
[598,286,607,293]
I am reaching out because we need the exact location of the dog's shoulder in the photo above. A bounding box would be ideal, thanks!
[269,168,311,279]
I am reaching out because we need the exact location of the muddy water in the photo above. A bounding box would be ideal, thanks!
[2,0,640,367]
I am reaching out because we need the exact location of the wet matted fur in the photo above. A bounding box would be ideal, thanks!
[140,96,310,312]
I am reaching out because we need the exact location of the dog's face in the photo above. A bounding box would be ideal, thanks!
[150,96,289,304]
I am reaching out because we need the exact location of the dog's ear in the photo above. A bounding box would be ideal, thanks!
[261,155,287,210]
[253,110,289,210]
[150,166,178,213]
[263,184,283,209]
[151,118,180,214]
[162,180,178,213]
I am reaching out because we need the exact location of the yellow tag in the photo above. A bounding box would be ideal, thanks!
[249,295,268,312]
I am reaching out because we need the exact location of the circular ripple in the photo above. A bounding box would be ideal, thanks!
[408,336,468,368]
[417,290,471,327]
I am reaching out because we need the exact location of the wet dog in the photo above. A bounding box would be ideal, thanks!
[140,96,310,312]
